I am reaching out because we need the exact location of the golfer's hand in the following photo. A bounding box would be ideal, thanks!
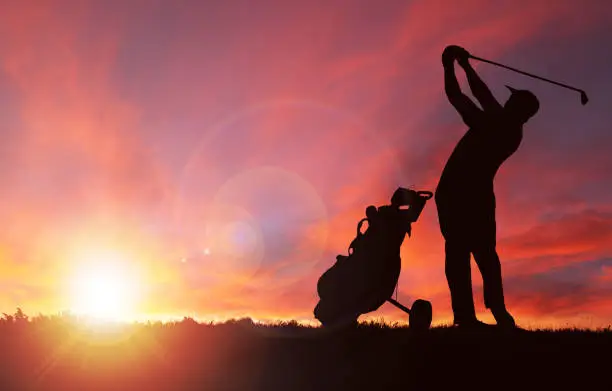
[442,45,470,67]
[442,46,457,67]
[456,47,471,67]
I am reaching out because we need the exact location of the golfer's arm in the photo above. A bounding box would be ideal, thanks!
[444,63,463,99]
[463,62,502,111]
[445,65,481,124]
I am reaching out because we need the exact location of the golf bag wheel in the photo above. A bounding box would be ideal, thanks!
[409,299,432,330]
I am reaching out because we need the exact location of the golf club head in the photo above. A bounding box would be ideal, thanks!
[580,91,589,105]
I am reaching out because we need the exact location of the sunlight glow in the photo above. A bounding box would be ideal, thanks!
[68,250,142,321]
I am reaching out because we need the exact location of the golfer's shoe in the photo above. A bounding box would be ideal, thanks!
[454,319,496,330]
[491,309,516,329]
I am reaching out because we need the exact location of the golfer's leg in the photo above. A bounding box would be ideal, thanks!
[472,244,504,310]
[472,244,515,327]
[445,240,477,324]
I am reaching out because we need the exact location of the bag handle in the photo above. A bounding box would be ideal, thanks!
[417,190,433,200]
[348,218,369,255]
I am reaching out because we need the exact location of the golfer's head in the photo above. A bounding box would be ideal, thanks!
[504,86,540,123]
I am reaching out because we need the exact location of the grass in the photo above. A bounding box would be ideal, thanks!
[0,310,610,391]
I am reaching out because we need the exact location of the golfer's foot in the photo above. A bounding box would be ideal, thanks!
[454,318,494,329]
[491,308,516,329]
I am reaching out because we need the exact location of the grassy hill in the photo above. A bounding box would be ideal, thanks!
[0,312,610,391]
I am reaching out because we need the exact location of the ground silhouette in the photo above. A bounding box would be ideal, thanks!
[0,310,610,391]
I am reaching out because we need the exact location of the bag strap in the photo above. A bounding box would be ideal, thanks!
[348,218,369,255]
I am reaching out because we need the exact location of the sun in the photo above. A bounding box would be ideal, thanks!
[68,250,142,321]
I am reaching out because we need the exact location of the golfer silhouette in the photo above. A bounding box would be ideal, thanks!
[435,45,540,328]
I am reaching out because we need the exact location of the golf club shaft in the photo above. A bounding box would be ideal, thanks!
[469,55,584,94]
[387,298,411,314]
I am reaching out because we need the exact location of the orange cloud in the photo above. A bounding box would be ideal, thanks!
[498,209,612,277]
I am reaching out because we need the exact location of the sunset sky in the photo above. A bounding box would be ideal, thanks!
[0,0,611,328]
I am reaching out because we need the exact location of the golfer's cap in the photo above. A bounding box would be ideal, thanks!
[506,85,537,98]
[505,85,518,93]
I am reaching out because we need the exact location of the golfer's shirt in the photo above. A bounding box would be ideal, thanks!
[436,110,523,202]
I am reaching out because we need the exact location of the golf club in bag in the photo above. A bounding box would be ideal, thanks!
[468,54,589,105]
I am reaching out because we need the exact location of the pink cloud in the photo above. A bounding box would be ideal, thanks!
[497,209,612,278]
[601,266,612,282]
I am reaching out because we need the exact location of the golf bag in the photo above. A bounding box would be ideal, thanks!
[314,188,432,327]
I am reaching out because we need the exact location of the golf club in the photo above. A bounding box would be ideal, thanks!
[469,54,589,105]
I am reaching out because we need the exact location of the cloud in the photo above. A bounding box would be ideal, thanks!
[497,209,612,278]
[502,258,612,325]
[601,266,612,282]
